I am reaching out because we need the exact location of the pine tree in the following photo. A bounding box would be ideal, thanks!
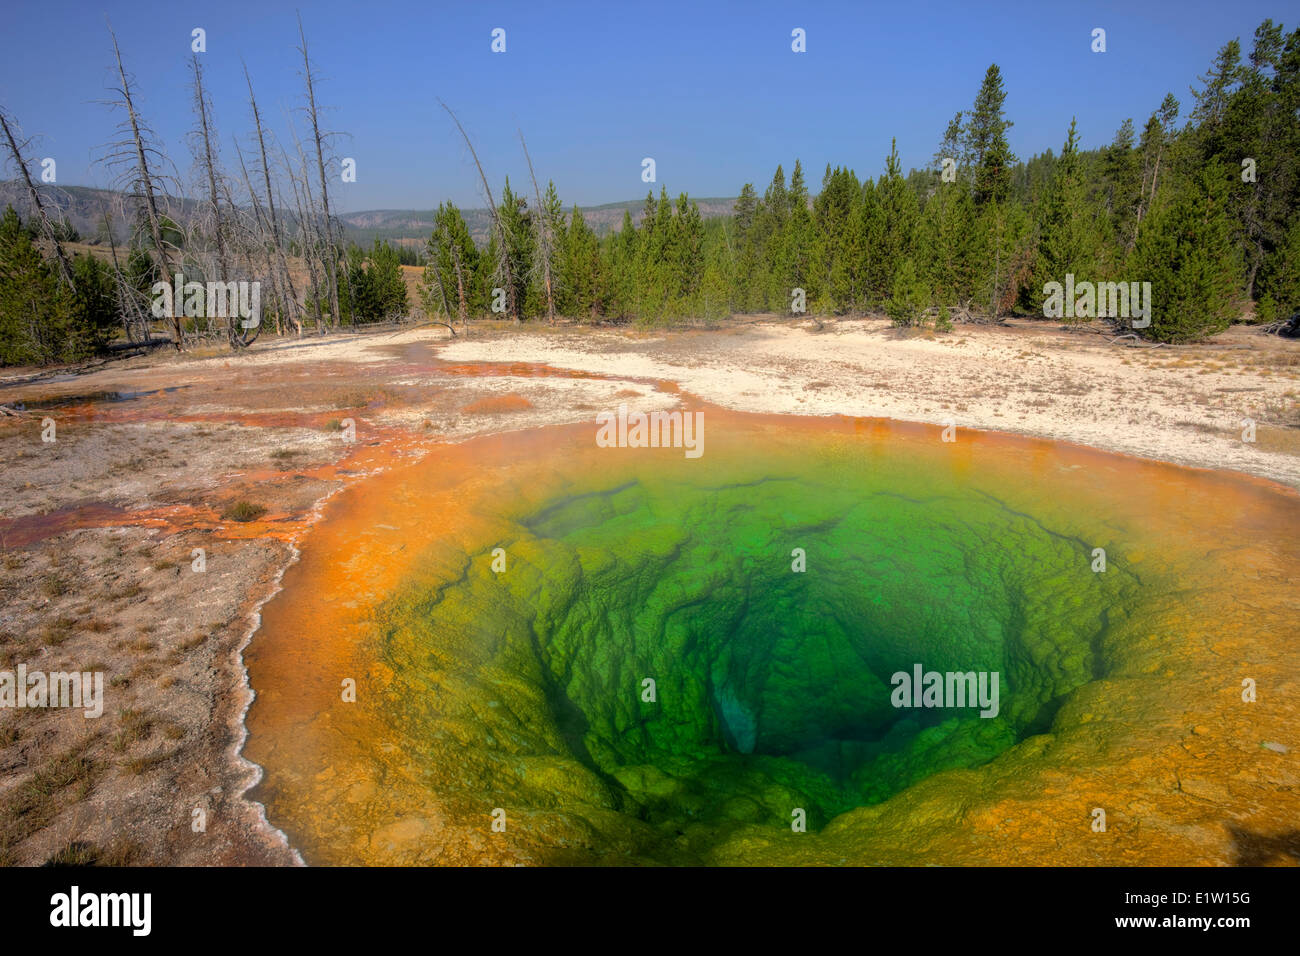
[368,240,408,319]
[497,178,536,320]
[919,177,978,310]
[760,165,790,308]
[1209,21,1300,299]
[422,202,476,326]
[476,233,501,316]
[1133,94,1181,250]
[1100,118,1141,264]
[812,165,862,312]
[637,185,677,319]
[536,179,564,320]
[886,257,930,327]
[675,194,704,306]
[784,159,813,312]
[731,183,761,311]
[700,219,733,321]
[965,64,1017,206]
[974,198,1030,319]
[0,206,72,364]
[1133,161,1241,342]
[1190,39,1243,132]
[561,204,600,320]
[66,253,117,356]
[934,111,968,172]
[870,139,920,306]
[1257,214,1300,321]
[1031,119,1101,319]
[448,203,477,322]
[606,209,638,319]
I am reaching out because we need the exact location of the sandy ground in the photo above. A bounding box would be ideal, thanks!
[0,315,1296,865]
[436,317,1300,488]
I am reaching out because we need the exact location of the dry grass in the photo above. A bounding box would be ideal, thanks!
[330,386,405,410]
[111,707,153,752]
[40,616,78,647]
[221,500,266,522]
[40,573,71,598]
[123,750,174,776]
[1255,425,1300,455]
[0,737,101,858]
[177,632,208,653]
[42,839,143,866]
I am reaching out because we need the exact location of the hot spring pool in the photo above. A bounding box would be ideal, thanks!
[244,410,1300,865]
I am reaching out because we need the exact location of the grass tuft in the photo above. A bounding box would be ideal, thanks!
[221,500,267,522]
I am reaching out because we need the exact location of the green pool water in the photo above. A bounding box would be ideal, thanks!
[373,443,1144,855]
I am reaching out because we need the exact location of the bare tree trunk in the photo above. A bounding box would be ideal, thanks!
[423,261,457,336]
[191,57,227,279]
[284,138,325,335]
[297,13,344,330]
[1148,150,1163,214]
[425,239,452,322]
[98,198,149,345]
[244,63,300,335]
[518,129,555,323]
[218,174,263,346]
[440,100,515,323]
[190,55,241,348]
[1132,146,1164,253]
[108,24,181,349]
[0,109,75,289]
[234,140,285,336]
[450,246,468,332]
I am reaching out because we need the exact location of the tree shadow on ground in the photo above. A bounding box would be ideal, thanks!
[1227,823,1300,865]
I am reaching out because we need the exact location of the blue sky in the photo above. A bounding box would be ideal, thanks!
[0,0,1288,212]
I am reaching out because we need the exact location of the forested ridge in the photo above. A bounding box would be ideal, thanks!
[2,18,1297,365]
[421,19,1299,344]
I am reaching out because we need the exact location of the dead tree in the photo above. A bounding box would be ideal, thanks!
[424,240,453,323]
[449,241,469,332]
[282,127,326,334]
[422,268,458,337]
[97,197,151,345]
[518,129,556,323]
[104,23,182,348]
[217,171,262,347]
[440,100,515,323]
[0,109,75,289]
[189,55,243,345]
[233,140,287,336]
[244,63,300,335]
[190,56,227,280]
[297,13,346,329]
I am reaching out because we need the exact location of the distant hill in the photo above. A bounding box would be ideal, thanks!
[338,196,738,247]
[0,181,738,251]
[0,182,203,244]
